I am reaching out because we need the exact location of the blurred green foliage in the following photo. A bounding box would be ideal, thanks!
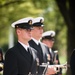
[0,0,67,64]
[0,0,68,75]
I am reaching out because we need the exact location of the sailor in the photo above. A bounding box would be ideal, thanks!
[3,17,39,75]
[29,17,57,75]
[41,30,62,75]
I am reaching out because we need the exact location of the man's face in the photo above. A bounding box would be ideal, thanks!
[42,39,54,48]
[31,26,43,40]
[17,28,32,41]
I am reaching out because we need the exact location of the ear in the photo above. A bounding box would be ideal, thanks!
[16,29,21,35]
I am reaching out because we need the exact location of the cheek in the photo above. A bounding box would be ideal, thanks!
[37,30,42,34]
[20,31,27,38]
[34,29,37,32]
[32,30,37,35]
[22,33,28,40]
[46,42,51,47]
[21,32,25,36]
[41,29,43,33]
[25,32,31,38]
[24,32,28,37]
[46,42,50,46]
[49,42,54,46]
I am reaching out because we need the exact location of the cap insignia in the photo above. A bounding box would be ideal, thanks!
[40,19,43,23]
[51,33,54,37]
[28,20,32,25]
[16,26,18,28]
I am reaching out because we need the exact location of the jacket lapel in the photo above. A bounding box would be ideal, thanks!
[29,40,39,51]
[40,43,51,63]
[17,42,31,62]
[39,43,47,63]
[29,40,47,63]
[29,47,39,74]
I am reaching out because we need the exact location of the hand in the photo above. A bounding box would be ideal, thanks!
[46,67,57,75]
[54,60,58,64]
[55,60,58,64]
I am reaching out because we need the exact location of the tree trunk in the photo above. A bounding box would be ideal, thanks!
[67,1,75,75]
[55,0,75,75]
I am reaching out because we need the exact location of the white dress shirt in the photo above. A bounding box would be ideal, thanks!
[18,41,29,52]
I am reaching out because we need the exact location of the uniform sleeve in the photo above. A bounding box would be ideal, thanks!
[0,48,4,71]
[57,54,62,75]
[3,50,18,75]
[70,50,75,75]
[0,48,4,63]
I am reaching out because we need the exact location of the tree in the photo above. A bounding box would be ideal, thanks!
[0,1,69,75]
[55,0,75,75]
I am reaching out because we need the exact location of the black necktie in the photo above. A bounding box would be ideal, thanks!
[27,47,30,53]
[27,47,31,54]
[49,50,54,64]
[38,43,41,49]
[27,47,33,64]
[37,43,43,64]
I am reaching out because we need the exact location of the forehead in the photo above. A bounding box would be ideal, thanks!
[43,38,54,41]
[33,26,43,29]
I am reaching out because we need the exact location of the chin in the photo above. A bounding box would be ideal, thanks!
[28,38,31,40]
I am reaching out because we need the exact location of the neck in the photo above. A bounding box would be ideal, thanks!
[18,39,29,45]
[32,36,40,41]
